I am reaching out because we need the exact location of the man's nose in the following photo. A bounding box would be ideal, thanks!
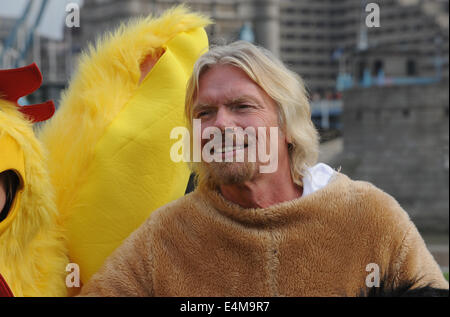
[212,107,233,132]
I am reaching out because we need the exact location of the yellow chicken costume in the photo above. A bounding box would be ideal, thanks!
[0,64,68,296]
[1,6,210,296]
[40,7,210,285]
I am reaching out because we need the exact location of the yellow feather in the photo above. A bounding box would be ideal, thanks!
[39,6,211,283]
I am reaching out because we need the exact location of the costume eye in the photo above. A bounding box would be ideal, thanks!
[0,170,20,223]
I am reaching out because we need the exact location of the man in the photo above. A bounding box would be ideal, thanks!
[80,41,448,296]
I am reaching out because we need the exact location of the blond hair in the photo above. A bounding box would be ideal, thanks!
[185,41,319,188]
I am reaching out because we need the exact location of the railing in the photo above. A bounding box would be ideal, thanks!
[336,71,443,92]
[310,99,342,130]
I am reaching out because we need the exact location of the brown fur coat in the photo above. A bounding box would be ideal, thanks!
[80,173,448,296]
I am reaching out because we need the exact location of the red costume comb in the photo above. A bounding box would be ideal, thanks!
[0,63,55,123]
[0,273,13,297]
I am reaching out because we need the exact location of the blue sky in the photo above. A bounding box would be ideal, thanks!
[0,0,84,40]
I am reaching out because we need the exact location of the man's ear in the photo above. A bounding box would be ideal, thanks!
[285,132,295,152]
[285,132,293,144]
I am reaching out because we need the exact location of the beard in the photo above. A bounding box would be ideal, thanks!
[196,160,259,188]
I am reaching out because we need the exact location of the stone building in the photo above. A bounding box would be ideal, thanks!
[340,80,449,234]
[280,0,448,93]
[77,0,279,55]
[2,0,448,99]
[75,0,448,94]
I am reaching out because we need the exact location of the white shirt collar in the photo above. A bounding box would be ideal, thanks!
[302,163,335,197]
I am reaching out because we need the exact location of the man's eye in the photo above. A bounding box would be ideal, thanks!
[235,104,250,110]
[196,110,211,118]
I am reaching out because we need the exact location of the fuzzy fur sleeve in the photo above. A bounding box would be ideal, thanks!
[79,220,154,297]
[393,222,449,290]
[353,178,448,293]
